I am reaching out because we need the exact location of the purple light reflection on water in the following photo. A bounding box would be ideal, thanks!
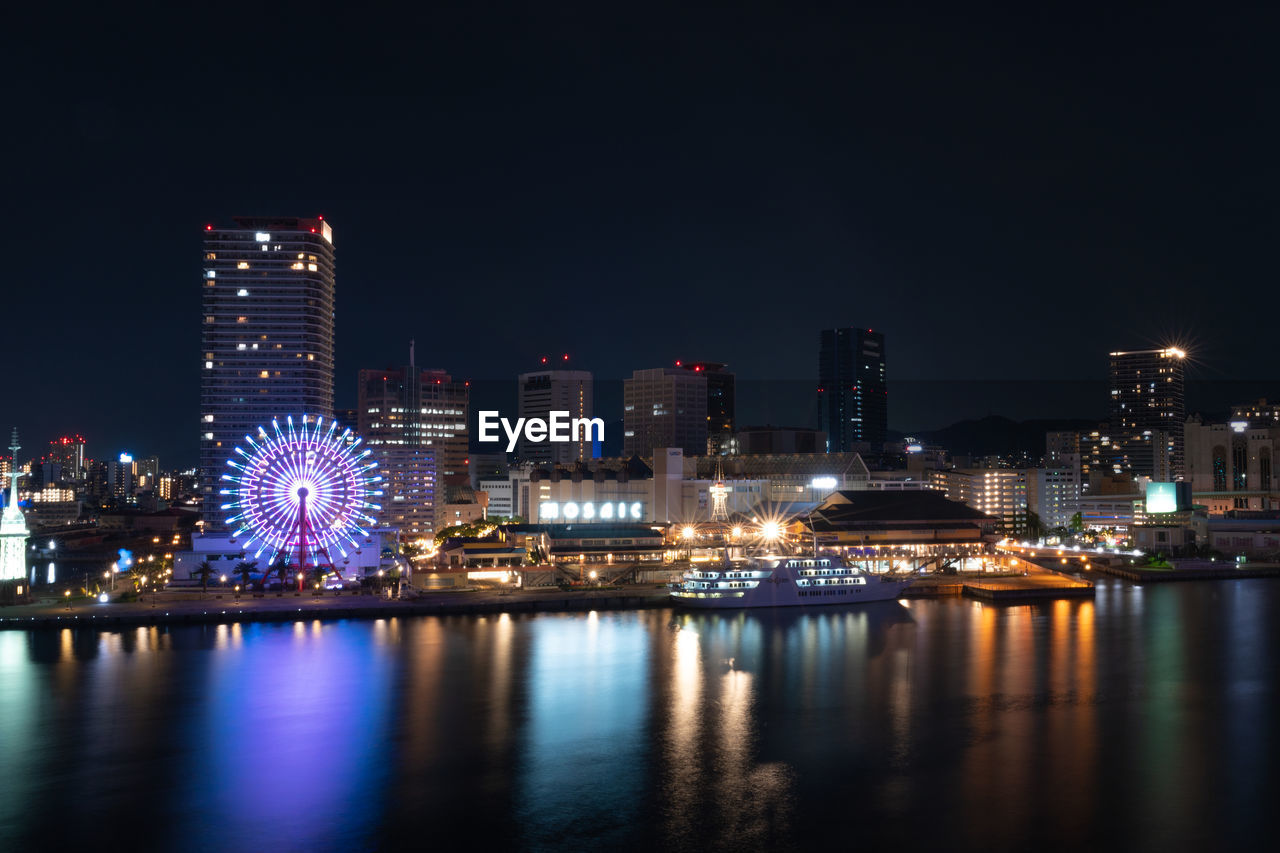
[170,620,397,852]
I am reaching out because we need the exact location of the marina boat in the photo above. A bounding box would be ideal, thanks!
[670,555,912,609]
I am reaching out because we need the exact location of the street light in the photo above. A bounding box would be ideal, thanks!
[64,589,71,610]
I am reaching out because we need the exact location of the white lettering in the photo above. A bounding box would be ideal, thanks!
[523,418,546,445]
[503,417,526,453]
[549,411,571,442]
[478,411,501,444]
[572,416,605,443]
[478,411,607,452]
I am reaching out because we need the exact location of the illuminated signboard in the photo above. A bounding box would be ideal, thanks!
[540,501,644,521]
[1144,481,1178,514]
[810,477,838,491]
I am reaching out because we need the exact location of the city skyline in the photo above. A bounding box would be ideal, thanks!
[3,7,1276,467]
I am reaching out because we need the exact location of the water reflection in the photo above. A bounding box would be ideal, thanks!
[0,582,1276,850]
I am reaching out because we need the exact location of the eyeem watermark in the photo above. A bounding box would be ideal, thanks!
[477,411,605,452]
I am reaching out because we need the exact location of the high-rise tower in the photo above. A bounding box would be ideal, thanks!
[358,346,469,540]
[1108,347,1186,480]
[199,217,336,527]
[516,369,594,463]
[818,328,887,452]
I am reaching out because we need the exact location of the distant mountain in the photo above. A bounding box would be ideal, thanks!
[892,416,1099,458]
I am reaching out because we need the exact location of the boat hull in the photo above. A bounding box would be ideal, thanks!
[671,578,911,609]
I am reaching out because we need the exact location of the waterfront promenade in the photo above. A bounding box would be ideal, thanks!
[0,561,1099,629]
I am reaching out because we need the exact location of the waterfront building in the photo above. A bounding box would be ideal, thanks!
[199,216,336,527]
[1109,347,1186,480]
[1184,415,1279,514]
[678,361,735,455]
[501,523,667,565]
[927,468,1028,535]
[802,490,998,569]
[818,327,887,451]
[517,369,594,463]
[1,430,29,580]
[623,368,707,457]
[496,448,891,525]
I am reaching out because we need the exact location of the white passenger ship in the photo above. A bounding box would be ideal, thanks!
[670,555,911,609]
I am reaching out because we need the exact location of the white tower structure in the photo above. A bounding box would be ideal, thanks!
[1,428,29,580]
[709,458,729,522]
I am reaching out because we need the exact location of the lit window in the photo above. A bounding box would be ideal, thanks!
[307,263,318,271]
[205,270,215,278]
[204,361,213,369]
[236,316,247,323]
[237,289,249,296]
[291,262,304,270]
[255,232,270,242]
[237,262,250,270]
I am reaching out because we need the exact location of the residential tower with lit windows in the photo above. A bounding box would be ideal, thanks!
[1108,347,1186,480]
[199,217,336,527]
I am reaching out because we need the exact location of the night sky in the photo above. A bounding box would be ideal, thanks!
[2,5,1276,467]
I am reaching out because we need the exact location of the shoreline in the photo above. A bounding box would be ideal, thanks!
[2,569,1101,630]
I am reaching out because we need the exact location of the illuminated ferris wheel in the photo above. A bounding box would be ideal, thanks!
[220,415,381,585]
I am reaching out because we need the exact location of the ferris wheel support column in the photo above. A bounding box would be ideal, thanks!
[296,487,311,592]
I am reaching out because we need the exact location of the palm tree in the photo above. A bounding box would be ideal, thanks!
[194,560,216,594]
[268,551,290,588]
[234,559,258,590]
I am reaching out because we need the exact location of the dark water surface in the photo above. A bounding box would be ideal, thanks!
[2,578,1277,852]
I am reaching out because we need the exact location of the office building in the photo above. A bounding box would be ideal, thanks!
[678,361,735,455]
[1108,347,1186,480]
[516,369,593,463]
[358,363,469,478]
[48,436,86,484]
[199,216,336,526]
[623,368,707,457]
[358,360,468,540]
[818,328,887,451]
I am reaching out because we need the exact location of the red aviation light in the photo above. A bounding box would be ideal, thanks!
[562,353,569,361]
[205,224,213,231]
[541,357,548,364]
[675,360,682,366]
